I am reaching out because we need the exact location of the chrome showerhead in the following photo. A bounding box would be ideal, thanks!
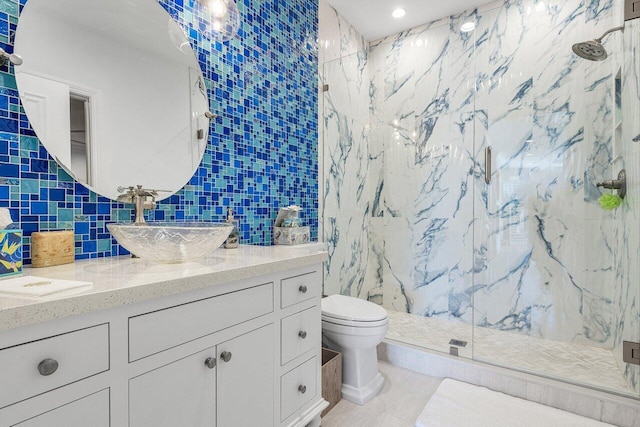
[572,25,624,61]
[572,40,608,61]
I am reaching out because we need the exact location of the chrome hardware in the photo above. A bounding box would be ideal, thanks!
[484,146,492,184]
[298,385,307,394]
[116,185,162,224]
[322,84,329,92]
[37,358,59,376]
[596,169,627,199]
[449,347,459,357]
[220,351,232,362]
[298,285,308,294]
[298,330,307,339]
[205,111,217,120]
[625,0,640,21]
[623,341,640,365]
[204,357,217,369]
[449,339,467,347]
[0,47,22,66]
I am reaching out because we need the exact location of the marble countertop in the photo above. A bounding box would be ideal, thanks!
[0,243,328,332]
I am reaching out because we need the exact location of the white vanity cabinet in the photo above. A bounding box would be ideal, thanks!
[13,390,110,427]
[129,346,218,426]
[0,256,327,427]
[129,324,274,427]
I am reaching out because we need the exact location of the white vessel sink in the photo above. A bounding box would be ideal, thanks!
[107,222,233,263]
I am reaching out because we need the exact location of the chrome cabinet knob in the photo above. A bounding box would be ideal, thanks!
[37,358,59,376]
[204,357,217,369]
[298,330,307,339]
[298,385,307,394]
[298,285,307,294]
[220,351,232,362]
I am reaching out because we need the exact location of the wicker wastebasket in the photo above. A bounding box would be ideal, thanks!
[321,347,342,417]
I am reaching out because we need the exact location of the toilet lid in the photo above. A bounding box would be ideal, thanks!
[321,294,388,322]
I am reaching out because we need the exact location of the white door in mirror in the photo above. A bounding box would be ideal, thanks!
[18,73,71,166]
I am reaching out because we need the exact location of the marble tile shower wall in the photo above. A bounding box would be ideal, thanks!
[0,0,318,262]
[323,0,627,352]
[319,0,383,302]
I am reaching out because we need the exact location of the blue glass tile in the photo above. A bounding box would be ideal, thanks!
[0,161,17,177]
[74,222,89,234]
[49,188,65,201]
[7,0,319,261]
[31,201,46,214]
[21,221,37,235]
[82,203,96,215]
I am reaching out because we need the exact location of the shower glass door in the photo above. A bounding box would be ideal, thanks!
[472,4,640,397]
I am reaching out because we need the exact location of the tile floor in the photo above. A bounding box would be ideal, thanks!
[385,311,635,396]
[321,362,442,427]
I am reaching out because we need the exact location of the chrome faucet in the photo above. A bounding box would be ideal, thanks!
[117,185,158,225]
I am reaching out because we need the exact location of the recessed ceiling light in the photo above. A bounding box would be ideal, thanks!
[392,8,406,18]
[460,22,476,32]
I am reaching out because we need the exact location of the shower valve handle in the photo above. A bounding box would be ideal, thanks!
[596,180,623,190]
[596,169,627,199]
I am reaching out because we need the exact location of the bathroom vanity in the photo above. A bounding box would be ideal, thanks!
[0,245,328,427]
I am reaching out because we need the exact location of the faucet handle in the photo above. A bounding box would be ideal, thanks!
[117,185,170,201]
[117,186,135,194]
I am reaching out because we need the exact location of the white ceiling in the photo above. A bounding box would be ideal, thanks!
[326,0,494,41]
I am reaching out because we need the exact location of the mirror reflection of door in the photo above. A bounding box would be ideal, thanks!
[18,73,71,166]
[69,96,92,186]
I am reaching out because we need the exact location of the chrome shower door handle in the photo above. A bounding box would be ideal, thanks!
[485,146,492,184]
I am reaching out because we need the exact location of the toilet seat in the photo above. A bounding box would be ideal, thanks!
[321,294,388,327]
[321,314,389,328]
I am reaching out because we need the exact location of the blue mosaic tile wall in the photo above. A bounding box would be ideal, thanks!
[0,0,318,262]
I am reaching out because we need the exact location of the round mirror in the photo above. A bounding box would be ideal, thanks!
[14,0,210,201]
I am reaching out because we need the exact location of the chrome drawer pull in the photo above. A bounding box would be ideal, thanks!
[298,385,306,394]
[298,285,308,294]
[37,358,59,376]
[298,330,307,339]
[204,357,217,369]
[220,351,232,362]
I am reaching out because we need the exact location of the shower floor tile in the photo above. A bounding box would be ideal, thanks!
[385,311,635,396]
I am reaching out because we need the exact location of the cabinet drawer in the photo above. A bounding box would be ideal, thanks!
[15,389,110,427]
[280,270,321,309]
[0,324,109,409]
[280,356,317,421]
[281,306,320,365]
[129,282,273,361]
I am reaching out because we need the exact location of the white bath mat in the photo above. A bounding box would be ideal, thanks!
[0,276,92,297]
[416,379,613,427]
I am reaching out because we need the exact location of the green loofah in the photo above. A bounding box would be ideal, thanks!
[598,193,622,210]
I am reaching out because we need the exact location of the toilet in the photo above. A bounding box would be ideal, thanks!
[321,294,389,405]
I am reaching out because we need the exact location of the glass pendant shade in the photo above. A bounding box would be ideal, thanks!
[198,0,240,42]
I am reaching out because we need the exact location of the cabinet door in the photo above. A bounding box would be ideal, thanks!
[217,324,274,427]
[14,389,109,427]
[129,347,217,427]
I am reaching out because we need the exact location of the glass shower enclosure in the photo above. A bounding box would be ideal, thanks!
[321,0,639,398]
